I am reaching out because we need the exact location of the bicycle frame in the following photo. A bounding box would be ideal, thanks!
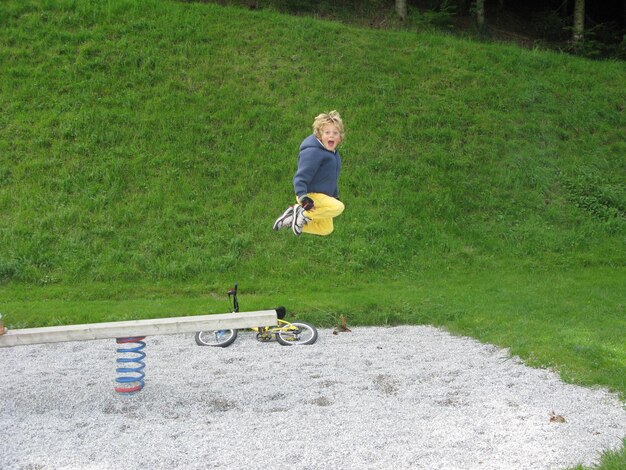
[251,319,301,341]
[229,286,308,341]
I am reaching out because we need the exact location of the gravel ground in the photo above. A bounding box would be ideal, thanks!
[1,325,625,470]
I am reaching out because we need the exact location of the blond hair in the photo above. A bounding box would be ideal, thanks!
[312,110,345,140]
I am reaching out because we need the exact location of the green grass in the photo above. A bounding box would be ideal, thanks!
[569,438,626,470]
[1,0,624,286]
[0,1,625,468]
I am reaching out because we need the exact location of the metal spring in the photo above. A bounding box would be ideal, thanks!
[115,337,146,394]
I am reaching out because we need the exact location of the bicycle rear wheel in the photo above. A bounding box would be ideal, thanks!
[194,329,237,347]
[276,322,318,346]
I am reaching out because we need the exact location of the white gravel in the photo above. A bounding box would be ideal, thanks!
[1,325,625,470]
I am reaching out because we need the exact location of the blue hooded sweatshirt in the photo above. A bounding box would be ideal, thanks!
[293,134,342,199]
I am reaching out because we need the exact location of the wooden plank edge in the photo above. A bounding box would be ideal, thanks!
[0,310,277,347]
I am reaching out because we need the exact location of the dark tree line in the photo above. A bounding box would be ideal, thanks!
[403,0,625,42]
[393,0,626,57]
[187,0,626,57]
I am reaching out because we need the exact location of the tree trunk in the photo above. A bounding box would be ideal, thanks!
[475,0,485,27]
[395,0,407,21]
[573,0,585,42]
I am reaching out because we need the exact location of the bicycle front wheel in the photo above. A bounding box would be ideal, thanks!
[276,322,318,346]
[194,329,237,347]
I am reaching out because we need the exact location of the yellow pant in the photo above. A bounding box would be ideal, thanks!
[297,193,345,236]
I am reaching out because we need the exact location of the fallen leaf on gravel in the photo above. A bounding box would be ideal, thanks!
[549,411,566,423]
[333,315,352,334]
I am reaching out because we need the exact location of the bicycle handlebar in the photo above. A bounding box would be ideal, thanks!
[227,283,239,313]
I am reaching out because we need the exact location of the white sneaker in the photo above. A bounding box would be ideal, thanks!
[273,206,295,231]
[292,205,310,236]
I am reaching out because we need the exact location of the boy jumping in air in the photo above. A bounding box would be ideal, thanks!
[273,111,345,236]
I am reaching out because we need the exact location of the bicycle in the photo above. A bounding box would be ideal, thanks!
[194,283,318,347]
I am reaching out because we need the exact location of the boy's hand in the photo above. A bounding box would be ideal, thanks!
[300,196,315,211]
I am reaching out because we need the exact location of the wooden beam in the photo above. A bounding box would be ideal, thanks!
[0,311,277,348]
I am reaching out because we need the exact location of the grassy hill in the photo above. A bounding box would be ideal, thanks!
[1,2,625,463]
[1,0,624,286]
